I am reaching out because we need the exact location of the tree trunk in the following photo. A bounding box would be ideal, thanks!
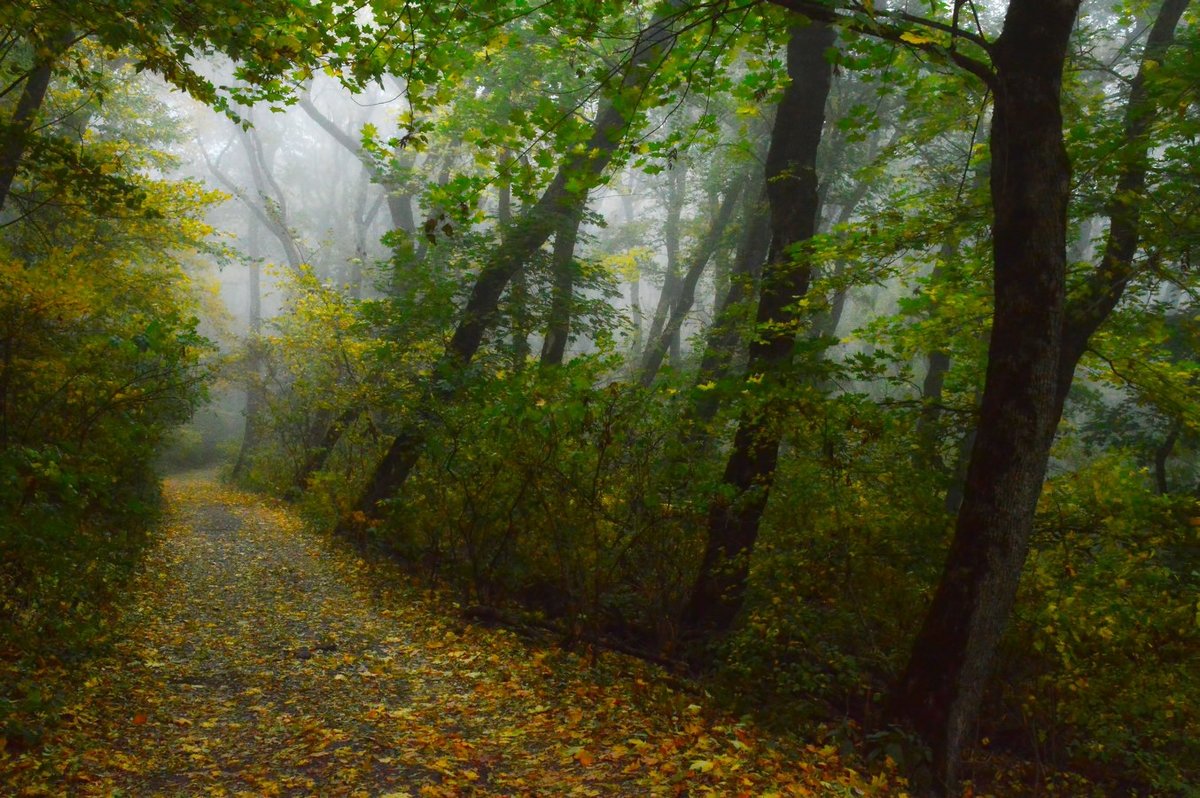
[0,31,71,214]
[892,3,1187,790]
[498,163,532,368]
[644,163,689,357]
[639,176,745,386]
[688,182,771,425]
[680,21,835,638]
[202,125,304,274]
[298,94,416,236]
[888,2,1082,791]
[621,190,646,361]
[240,124,304,272]
[344,11,680,525]
[1057,0,1190,390]
[913,242,959,468]
[540,200,586,366]
[1154,422,1180,495]
[232,218,265,482]
[289,406,361,499]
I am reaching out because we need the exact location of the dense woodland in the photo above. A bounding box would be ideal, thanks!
[1,0,1199,795]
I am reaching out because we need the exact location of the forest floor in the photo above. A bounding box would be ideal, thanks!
[0,472,906,797]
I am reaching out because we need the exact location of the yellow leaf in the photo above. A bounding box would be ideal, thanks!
[900,31,937,45]
[690,759,715,773]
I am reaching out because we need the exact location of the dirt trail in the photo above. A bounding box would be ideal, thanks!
[0,474,897,797]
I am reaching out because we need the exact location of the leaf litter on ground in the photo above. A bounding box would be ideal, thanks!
[0,472,907,796]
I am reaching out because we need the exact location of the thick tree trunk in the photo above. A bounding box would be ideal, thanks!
[344,12,679,524]
[892,4,1187,791]
[889,2,1082,791]
[680,21,835,638]
[638,176,745,386]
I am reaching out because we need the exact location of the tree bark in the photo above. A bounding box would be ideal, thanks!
[680,21,835,638]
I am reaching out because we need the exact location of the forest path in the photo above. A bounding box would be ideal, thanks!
[0,473,897,797]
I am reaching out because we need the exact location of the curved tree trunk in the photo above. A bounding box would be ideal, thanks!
[680,20,836,639]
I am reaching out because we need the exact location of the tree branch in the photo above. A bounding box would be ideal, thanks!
[765,0,996,89]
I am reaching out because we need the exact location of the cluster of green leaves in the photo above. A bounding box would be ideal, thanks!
[390,359,715,640]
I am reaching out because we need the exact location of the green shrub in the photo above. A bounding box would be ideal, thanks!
[999,452,1200,792]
